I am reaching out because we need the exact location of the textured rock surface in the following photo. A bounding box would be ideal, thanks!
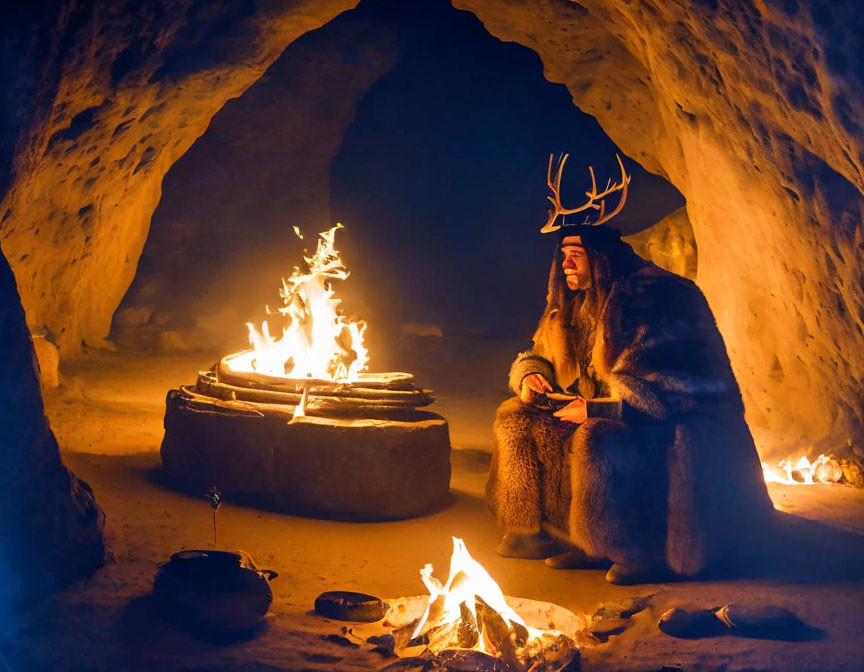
[0,250,104,613]
[454,0,864,456]
[624,206,698,281]
[0,0,358,353]
[160,389,452,521]
[32,335,61,389]
[113,9,399,352]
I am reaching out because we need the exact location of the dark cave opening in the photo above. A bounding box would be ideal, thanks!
[330,0,684,344]
[115,0,684,383]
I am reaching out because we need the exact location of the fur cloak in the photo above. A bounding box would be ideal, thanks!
[488,257,774,575]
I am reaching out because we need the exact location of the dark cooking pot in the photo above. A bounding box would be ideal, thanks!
[153,549,278,637]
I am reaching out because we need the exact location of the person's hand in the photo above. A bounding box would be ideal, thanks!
[553,397,588,424]
[520,374,553,405]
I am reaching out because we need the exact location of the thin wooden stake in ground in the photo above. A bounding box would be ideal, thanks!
[207,486,222,548]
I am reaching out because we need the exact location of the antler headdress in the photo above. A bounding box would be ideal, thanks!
[541,153,631,234]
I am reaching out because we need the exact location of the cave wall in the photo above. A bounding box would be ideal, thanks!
[0,0,359,354]
[1,0,862,457]
[454,0,864,456]
[0,248,104,617]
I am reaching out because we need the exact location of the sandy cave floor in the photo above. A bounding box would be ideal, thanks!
[4,350,864,672]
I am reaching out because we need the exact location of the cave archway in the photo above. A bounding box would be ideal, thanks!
[115,0,687,381]
[451,1,864,458]
[197,0,864,458]
[328,0,687,343]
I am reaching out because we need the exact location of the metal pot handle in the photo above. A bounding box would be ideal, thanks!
[259,569,279,581]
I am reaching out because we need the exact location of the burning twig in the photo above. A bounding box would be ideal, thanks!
[206,486,221,548]
[292,378,310,420]
[396,538,580,672]
[762,453,845,485]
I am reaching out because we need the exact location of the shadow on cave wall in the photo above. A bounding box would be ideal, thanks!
[114,0,685,392]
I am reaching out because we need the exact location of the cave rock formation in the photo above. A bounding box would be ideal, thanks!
[0,251,104,613]
[1,0,862,462]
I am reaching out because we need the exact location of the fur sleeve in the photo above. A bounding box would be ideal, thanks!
[602,271,742,421]
[508,351,555,395]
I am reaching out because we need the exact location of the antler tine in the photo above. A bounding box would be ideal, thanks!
[586,166,599,205]
[555,153,568,194]
[587,165,625,201]
[591,153,631,227]
[542,153,566,233]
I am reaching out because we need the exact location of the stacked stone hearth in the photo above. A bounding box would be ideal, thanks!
[160,359,451,521]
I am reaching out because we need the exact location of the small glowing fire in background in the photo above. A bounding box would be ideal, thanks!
[762,453,844,485]
[227,224,369,384]
[394,538,579,670]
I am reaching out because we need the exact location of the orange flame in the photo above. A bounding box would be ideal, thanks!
[411,538,566,657]
[227,225,368,384]
[413,538,530,647]
[762,453,843,485]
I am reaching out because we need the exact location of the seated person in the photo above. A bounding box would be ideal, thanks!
[486,155,774,584]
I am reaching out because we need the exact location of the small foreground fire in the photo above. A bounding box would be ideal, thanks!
[762,453,843,485]
[391,538,579,672]
[226,224,368,384]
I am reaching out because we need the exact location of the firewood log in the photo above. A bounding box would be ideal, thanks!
[475,596,512,652]
[198,372,435,408]
[217,358,416,391]
[456,601,479,649]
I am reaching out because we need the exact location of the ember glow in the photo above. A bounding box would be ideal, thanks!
[762,453,843,485]
[404,538,577,669]
[227,225,369,383]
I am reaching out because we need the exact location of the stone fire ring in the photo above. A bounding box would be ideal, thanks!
[160,360,452,521]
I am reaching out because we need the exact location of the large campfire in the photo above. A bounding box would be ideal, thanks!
[159,226,451,521]
[382,538,582,672]
[229,224,369,390]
